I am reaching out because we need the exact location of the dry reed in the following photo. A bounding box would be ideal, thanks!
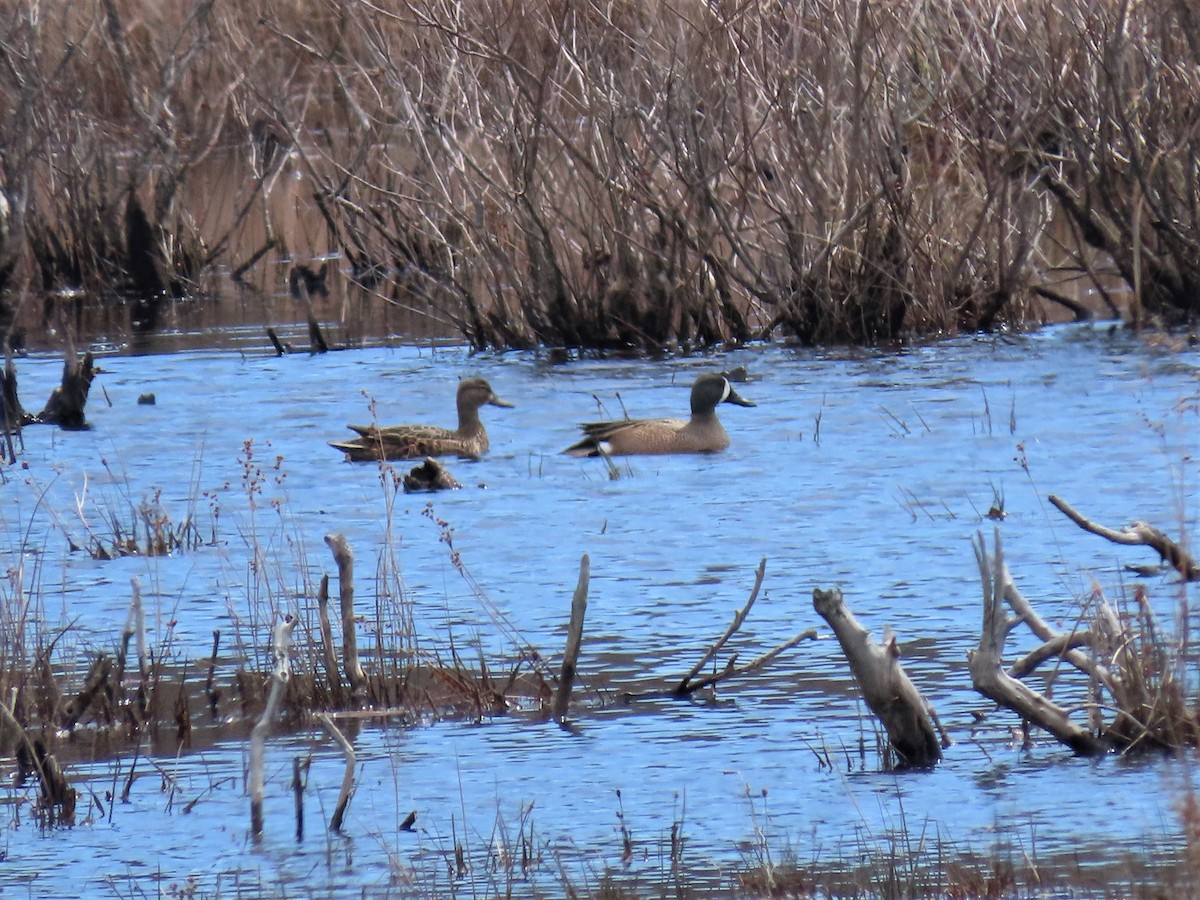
[0,0,1197,351]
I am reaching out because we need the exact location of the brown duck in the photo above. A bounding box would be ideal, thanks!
[330,377,513,461]
[562,373,755,457]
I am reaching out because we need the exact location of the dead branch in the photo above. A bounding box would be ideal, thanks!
[969,531,1109,756]
[1009,630,1097,679]
[680,628,818,696]
[552,553,589,723]
[250,614,297,837]
[676,557,766,692]
[622,558,813,701]
[1001,578,1115,690]
[324,533,365,692]
[813,587,943,769]
[317,712,356,832]
[316,573,345,706]
[1049,494,1199,581]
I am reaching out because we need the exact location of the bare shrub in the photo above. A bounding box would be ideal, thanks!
[1,0,1198,349]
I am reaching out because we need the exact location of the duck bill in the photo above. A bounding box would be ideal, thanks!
[725,387,756,407]
[489,396,515,408]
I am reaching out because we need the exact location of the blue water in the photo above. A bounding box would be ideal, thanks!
[2,324,1198,896]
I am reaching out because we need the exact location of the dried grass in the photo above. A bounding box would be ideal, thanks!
[1,0,1198,349]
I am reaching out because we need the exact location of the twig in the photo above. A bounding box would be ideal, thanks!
[681,629,818,696]
[676,557,766,693]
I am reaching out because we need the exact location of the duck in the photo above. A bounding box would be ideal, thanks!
[330,377,513,461]
[562,373,755,457]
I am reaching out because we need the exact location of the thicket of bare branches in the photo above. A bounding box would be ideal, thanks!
[0,0,1198,351]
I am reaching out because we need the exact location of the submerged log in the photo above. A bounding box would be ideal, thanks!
[813,587,943,769]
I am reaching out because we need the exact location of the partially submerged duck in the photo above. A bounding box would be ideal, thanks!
[562,373,755,457]
[330,377,513,461]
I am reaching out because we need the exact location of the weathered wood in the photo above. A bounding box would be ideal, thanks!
[552,554,589,722]
[317,712,356,832]
[813,587,943,769]
[250,615,297,837]
[316,573,344,705]
[969,531,1109,756]
[324,533,365,691]
[1050,494,1199,580]
[1001,577,1115,690]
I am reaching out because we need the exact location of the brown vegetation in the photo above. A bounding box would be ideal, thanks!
[0,0,1198,351]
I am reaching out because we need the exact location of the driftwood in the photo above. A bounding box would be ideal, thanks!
[324,533,365,692]
[813,587,944,769]
[1049,494,1199,581]
[250,614,297,836]
[316,573,346,706]
[969,531,1110,756]
[552,554,589,723]
[624,559,817,701]
[317,712,356,832]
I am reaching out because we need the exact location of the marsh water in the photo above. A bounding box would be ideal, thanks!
[3,320,1199,897]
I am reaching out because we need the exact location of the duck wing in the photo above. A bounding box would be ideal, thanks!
[332,423,480,461]
[561,417,685,457]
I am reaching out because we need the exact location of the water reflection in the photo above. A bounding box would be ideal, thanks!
[1,324,1197,894]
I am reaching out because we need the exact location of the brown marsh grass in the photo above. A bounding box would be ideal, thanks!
[1,0,1198,351]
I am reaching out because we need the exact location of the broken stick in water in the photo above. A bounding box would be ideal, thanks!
[324,533,365,693]
[813,587,944,769]
[552,553,589,723]
[623,558,816,701]
[316,573,345,705]
[317,712,356,832]
[250,614,297,837]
